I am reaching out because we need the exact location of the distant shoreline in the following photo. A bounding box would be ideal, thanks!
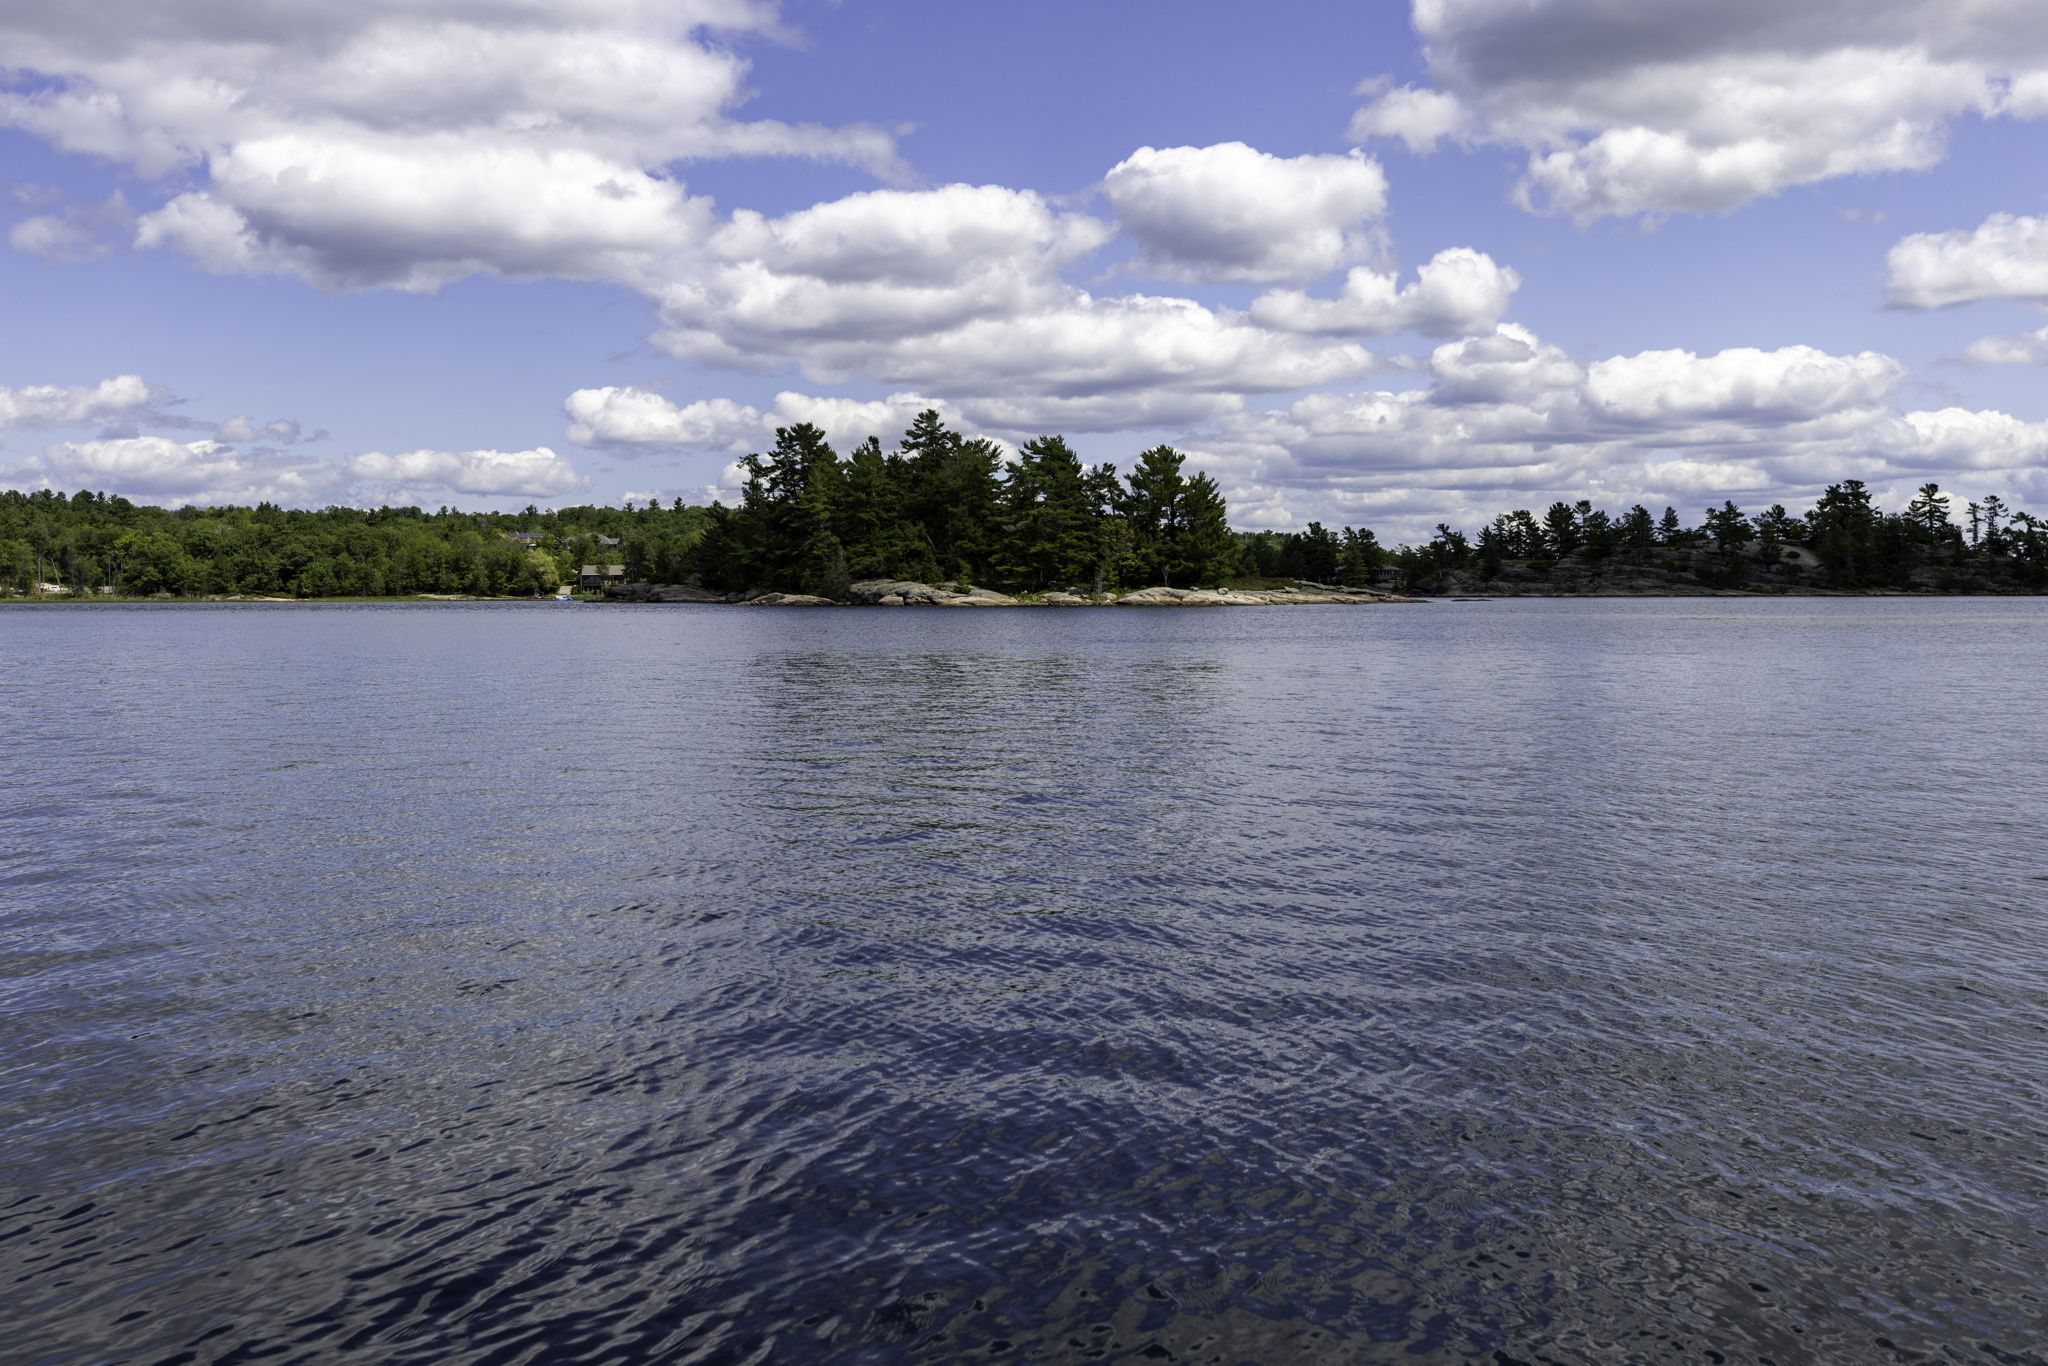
[11,582,2048,606]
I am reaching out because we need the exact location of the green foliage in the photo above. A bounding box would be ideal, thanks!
[691,413,1243,593]
[1377,481,2048,594]
[1807,479,1879,583]
[1543,501,1581,556]
[0,487,712,598]
[1702,500,1753,551]
[1619,505,1657,552]
[16,444,2047,604]
[1177,473,1241,586]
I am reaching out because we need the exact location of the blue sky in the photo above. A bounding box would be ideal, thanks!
[3,0,2046,538]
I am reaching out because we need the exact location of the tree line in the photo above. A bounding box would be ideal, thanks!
[0,489,715,598]
[0,412,1240,598]
[1390,481,2048,592]
[6,442,2042,598]
[692,412,1237,595]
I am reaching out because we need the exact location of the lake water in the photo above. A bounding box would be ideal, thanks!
[3,598,2045,1365]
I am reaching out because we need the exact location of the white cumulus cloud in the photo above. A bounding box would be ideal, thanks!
[1347,85,1470,155]
[565,387,765,449]
[1351,0,2048,220]
[563,386,968,455]
[1585,346,1902,424]
[0,375,159,430]
[1159,326,2048,539]
[1249,247,1520,338]
[642,179,1388,433]
[1962,325,2048,364]
[2,1,1524,437]
[1101,142,1389,284]
[342,447,589,498]
[1,0,902,291]
[19,436,335,505]
[1886,212,2048,308]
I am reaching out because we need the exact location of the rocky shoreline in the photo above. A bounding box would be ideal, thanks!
[1404,542,2048,596]
[606,578,1422,607]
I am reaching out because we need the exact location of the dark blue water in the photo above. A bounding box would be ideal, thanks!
[4,599,2045,1364]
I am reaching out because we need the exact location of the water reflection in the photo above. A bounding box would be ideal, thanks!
[2,601,2045,1364]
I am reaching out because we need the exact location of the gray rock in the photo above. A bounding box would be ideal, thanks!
[847,579,956,605]
[1118,586,1227,606]
[846,579,1024,606]
[646,584,723,603]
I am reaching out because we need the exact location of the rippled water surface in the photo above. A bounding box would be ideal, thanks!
[4,599,2046,1365]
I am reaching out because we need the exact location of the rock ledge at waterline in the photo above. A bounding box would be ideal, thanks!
[605,579,1421,607]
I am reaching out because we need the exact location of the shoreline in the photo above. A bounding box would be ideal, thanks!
[14,575,2048,606]
[607,579,1422,607]
[12,585,2048,606]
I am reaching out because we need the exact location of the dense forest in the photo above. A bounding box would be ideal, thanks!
[1382,483,2048,595]
[3,406,2044,598]
[691,411,1236,595]
[0,413,1238,598]
[0,487,711,598]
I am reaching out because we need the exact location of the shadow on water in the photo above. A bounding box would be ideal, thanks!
[1,601,2045,1363]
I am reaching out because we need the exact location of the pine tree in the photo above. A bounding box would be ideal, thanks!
[838,437,930,581]
[1296,522,1341,581]
[1620,505,1657,553]
[1543,501,1581,556]
[1177,473,1239,585]
[900,411,1000,581]
[1980,493,2009,555]
[1905,483,1956,548]
[1807,480,1879,584]
[1702,500,1752,551]
[1002,436,1113,589]
[1121,445,1187,586]
[1338,526,1384,586]
[1754,504,1802,548]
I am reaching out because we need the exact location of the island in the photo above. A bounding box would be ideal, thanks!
[605,579,1416,607]
[5,413,2042,601]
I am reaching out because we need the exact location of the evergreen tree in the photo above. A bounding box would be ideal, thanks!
[1906,483,1955,546]
[1619,505,1657,553]
[1120,445,1188,585]
[1001,436,1112,589]
[1426,523,1472,571]
[1337,526,1384,586]
[1296,522,1341,581]
[1807,480,1879,584]
[1980,493,2010,555]
[1580,505,1618,559]
[1702,500,1752,551]
[1754,504,1802,548]
[838,437,930,581]
[1496,509,1545,558]
[1543,501,1581,556]
[1475,521,1507,579]
[1176,473,1239,585]
[900,410,1000,581]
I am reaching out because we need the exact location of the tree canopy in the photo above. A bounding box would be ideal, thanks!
[690,414,1241,594]
[8,438,2044,600]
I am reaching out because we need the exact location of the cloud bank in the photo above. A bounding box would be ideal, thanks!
[1182,328,2048,535]
[1351,0,2048,221]
[2,375,592,506]
[3,2,2041,534]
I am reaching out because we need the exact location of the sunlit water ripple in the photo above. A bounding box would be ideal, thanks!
[2,599,2045,1364]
